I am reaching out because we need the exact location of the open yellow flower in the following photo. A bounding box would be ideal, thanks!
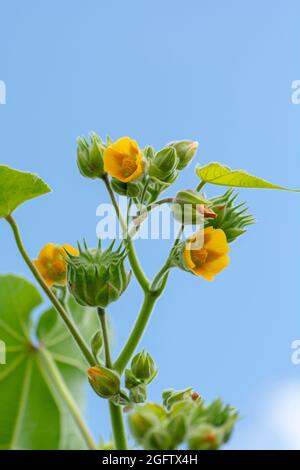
[183,227,230,281]
[103,137,144,182]
[34,243,78,286]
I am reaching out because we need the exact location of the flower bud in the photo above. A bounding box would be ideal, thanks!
[187,424,221,450]
[172,189,215,225]
[129,383,147,403]
[87,366,120,399]
[128,405,164,442]
[131,351,157,383]
[77,133,106,179]
[206,189,255,242]
[162,387,193,410]
[167,140,199,170]
[166,413,187,446]
[149,147,179,184]
[66,240,130,308]
[144,428,173,450]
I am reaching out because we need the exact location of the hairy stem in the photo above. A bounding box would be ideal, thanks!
[102,174,149,292]
[97,307,127,450]
[39,348,97,450]
[113,293,158,374]
[97,307,112,368]
[5,214,94,366]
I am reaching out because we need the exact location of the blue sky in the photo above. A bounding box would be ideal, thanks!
[1,0,300,449]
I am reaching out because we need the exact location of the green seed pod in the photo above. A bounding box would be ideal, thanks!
[149,147,179,184]
[66,240,130,308]
[77,133,106,179]
[87,366,120,399]
[131,351,157,383]
[167,140,199,170]
[206,189,255,242]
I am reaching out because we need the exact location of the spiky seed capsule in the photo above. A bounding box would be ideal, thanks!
[65,240,130,308]
[206,189,255,242]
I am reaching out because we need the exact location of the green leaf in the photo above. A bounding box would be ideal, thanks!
[0,166,51,218]
[0,275,98,450]
[196,162,300,191]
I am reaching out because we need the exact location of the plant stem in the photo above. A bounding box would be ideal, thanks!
[196,180,206,192]
[150,263,171,292]
[97,307,128,450]
[102,174,149,292]
[113,293,158,374]
[39,348,97,450]
[108,402,128,450]
[5,214,95,367]
[97,308,112,368]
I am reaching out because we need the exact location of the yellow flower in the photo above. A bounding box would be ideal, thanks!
[103,137,144,182]
[34,243,79,286]
[183,227,230,281]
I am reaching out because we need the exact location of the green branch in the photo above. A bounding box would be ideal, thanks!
[5,214,95,367]
[97,307,128,450]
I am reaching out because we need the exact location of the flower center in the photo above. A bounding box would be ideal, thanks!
[122,157,137,177]
[192,247,208,266]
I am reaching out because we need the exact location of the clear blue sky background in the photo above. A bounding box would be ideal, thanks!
[1,0,300,449]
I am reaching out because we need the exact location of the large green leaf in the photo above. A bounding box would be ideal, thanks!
[196,163,300,191]
[0,166,51,218]
[0,275,98,450]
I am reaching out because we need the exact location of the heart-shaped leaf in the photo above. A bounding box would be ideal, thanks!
[196,163,300,191]
[0,275,99,450]
[0,166,51,218]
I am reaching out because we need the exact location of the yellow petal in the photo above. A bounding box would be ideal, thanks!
[38,243,58,263]
[202,254,230,275]
[204,228,229,255]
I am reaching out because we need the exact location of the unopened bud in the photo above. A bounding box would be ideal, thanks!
[77,133,105,179]
[131,351,157,383]
[188,424,221,450]
[149,147,179,184]
[168,140,199,170]
[87,366,120,399]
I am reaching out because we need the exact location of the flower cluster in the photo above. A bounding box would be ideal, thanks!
[31,133,257,451]
[129,388,238,450]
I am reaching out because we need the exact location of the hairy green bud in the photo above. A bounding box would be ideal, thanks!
[167,140,199,170]
[87,366,120,399]
[77,133,105,179]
